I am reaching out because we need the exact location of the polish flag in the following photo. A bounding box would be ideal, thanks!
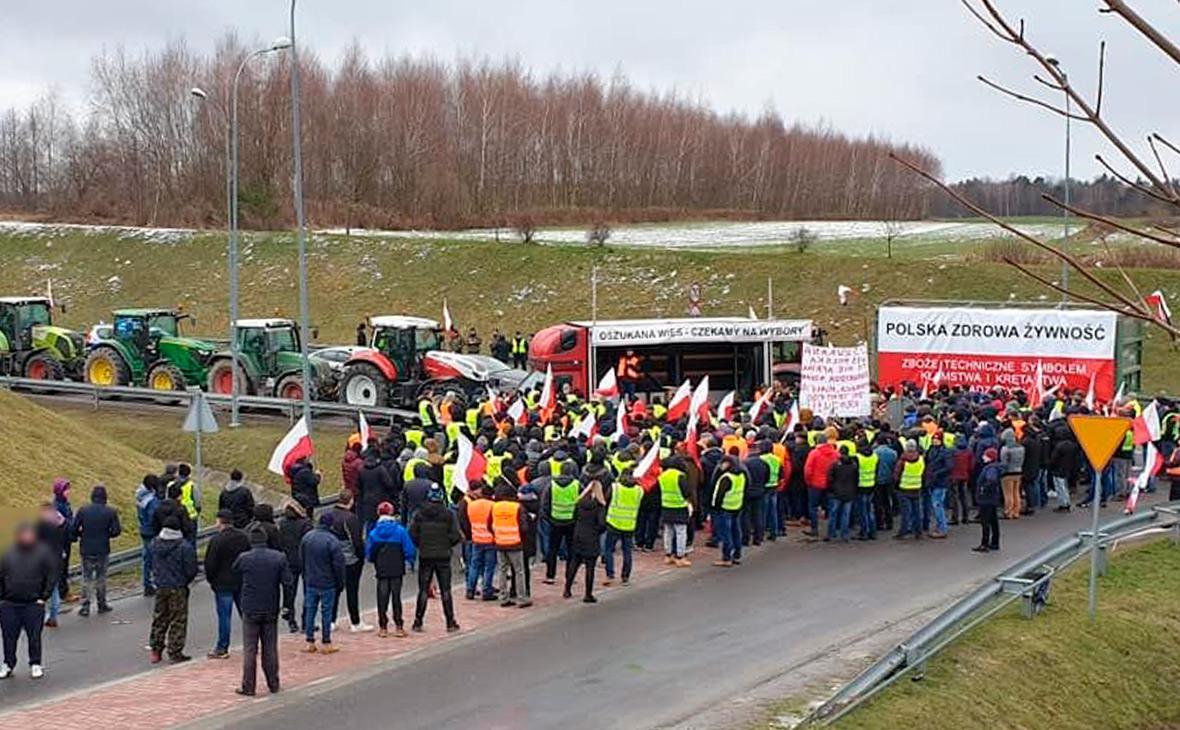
[633,440,662,490]
[1030,360,1059,408]
[918,367,944,402]
[452,432,487,493]
[46,279,55,309]
[1084,373,1096,412]
[570,411,598,440]
[442,298,457,336]
[1132,400,1161,446]
[717,391,736,422]
[506,397,527,425]
[690,375,711,423]
[1145,290,1172,324]
[594,369,619,399]
[684,411,702,468]
[267,416,314,482]
[784,400,800,433]
[1111,380,1126,414]
[1126,441,1164,514]
[748,305,758,320]
[665,379,693,421]
[748,388,773,422]
[358,411,371,447]
[613,401,629,439]
[538,364,556,422]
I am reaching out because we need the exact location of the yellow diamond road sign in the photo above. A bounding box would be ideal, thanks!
[1067,415,1132,473]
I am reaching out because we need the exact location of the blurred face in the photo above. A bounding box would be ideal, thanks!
[15,526,36,546]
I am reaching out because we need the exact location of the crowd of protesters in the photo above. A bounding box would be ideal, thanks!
[3,374,1177,693]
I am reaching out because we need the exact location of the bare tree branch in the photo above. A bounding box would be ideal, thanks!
[977,75,1088,120]
[1095,154,1178,205]
[1043,193,1180,249]
[1100,0,1180,66]
[1003,257,1150,321]
[1095,40,1107,115]
[1147,135,1178,198]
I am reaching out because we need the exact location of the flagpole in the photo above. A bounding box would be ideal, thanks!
[767,277,773,319]
[591,266,598,325]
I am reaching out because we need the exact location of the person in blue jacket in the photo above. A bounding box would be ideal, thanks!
[365,501,417,637]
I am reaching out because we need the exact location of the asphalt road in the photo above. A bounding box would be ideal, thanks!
[212,499,1155,730]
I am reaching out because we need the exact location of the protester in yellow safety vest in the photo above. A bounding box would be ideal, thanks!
[465,406,481,435]
[176,463,201,521]
[658,457,693,566]
[854,442,879,540]
[403,453,430,484]
[542,461,580,584]
[603,474,642,585]
[404,428,425,449]
[710,456,745,567]
[418,397,436,428]
[893,440,925,540]
[758,442,784,541]
[511,332,529,369]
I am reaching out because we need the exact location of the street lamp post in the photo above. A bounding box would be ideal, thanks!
[290,0,314,432]
[191,36,290,428]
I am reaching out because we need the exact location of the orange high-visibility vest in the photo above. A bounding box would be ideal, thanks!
[617,355,639,380]
[492,501,522,548]
[467,498,495,545]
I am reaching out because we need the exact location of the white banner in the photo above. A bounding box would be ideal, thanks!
[877,306,1117,359]
[590,318,812,347]
[799,343,871,418]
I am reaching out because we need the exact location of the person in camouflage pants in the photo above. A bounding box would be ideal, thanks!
[148,519,197,663]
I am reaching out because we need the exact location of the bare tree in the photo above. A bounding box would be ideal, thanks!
[789,225,816,254]
[586,220,611,247]
[880,218,904,259]
[513,213,537,244]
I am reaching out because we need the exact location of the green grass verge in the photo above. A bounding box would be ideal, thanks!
[824,539,1180,730]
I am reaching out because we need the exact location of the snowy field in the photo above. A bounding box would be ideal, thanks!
[0,219,1064,250]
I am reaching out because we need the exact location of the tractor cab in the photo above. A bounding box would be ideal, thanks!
[86,308,216,390]
[236,318,302,375]
[206,318,328,400]
[368,315,443,380]
[112,309,188,359]
[0,297,52,353]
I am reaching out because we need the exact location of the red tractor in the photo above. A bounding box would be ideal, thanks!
[337,315,526,408]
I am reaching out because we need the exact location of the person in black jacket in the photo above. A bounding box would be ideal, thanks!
[408,487,461,633]
[204,510,250,659]
[0,523,58,678]
[232,527,293,696]
[218,470,255,530]
[71,485,121,616]
[277,501,311,633]
[365,502,417,637]
[329,490,371,632]
[826,447,859,542]
[564,482,606,603]
[35,503,69,628]
[289,459,321,514]
[357,452,396,529]
[153,483,195,543]
[149,517,198,663]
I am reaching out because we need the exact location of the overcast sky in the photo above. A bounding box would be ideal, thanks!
[2,1,1177,181]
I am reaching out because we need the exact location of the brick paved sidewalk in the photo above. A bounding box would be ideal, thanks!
[0,547,710,728]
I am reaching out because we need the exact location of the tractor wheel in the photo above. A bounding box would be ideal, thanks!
[339,362,390,407]
[84,348,130,387]
[207,359,252,396]
[24,353,65,381]
[146,362,186,391]
[275,374,306,401]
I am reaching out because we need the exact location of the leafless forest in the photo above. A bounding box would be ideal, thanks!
[0,36,942,230]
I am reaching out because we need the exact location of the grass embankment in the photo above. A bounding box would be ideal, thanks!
[0,389,159,548]
[1,227,1178,391]
[826,539,1180,730]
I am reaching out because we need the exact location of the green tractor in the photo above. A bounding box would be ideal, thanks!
[0,296,86,380]
[206,318,332,400]
[84,308,217,391]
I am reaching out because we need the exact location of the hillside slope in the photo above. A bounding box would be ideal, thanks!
[0,389,160,544]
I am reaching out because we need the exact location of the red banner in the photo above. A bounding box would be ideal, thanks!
[877,352,1115,401]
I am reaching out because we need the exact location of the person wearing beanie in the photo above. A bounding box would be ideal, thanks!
[802,433,839,539]
[365,501,416,637]
[458,483,498,602]
[217,469,255,530]
[70,484,121,616]
[329,490,371,633]
[148,515,198,664]
[50,478,74,603]
[232,525,293,696]
[299,513,345,653]
[247,503,282,552]
[277,500,312,633]
[974,448,1003,552]
[892,440,925,540]
[409,485,462,633]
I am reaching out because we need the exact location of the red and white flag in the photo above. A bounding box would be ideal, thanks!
[717,391,736,422]
[442,298,458,336]
[665,379,693,422]
[689,375,711,423]
[634,440,661,480]
[1126,440,1164,514]
[784,400,800,433]
[1084,373,1096,412]
[358,411,371,447]
[506,397,526,424]
[1030,360,1059,408]
[452,432,487,493]
[614,401,629,439]
[594,369,619,400]
[1145,290,1172,324]
[918,367,944,401]
[46,279,55,309]
[267,416,314,482]
[570,411,598,440]
[538,364,556,422]
[749,388,773,422]
[1133,399,1161,446]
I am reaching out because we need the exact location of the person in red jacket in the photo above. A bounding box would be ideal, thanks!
[341,438,363,499]
[949,437,975,525]
[802,435,839,538]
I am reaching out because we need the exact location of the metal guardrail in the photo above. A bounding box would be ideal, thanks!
[67,494,343,580]
[809,502,1180,726]
[0,375,418,424]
